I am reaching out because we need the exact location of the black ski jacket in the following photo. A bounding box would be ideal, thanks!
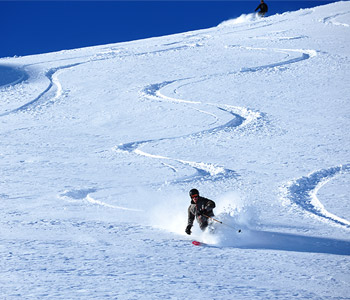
[255,3,268,13]
[187,196,216,231]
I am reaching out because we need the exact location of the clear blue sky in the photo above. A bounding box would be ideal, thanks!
[1,1,341,58]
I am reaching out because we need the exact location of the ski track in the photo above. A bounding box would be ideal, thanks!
[0,39,207,117]
[218,15,289,33]
[115,137,239,185]
[226,46,317,73]
[115,77,251,185]
[0,16,315,119]
[0,33,313,118]
[59,188,142,212]
[281,164,350,229]
[0,63,83,117]
[115,46,315,185]
[251,35,308,41]
[321,11,350,27]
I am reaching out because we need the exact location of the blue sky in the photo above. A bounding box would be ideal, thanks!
[1,1,341,58]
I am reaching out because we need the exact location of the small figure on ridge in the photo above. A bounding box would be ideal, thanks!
[255,0,268,17]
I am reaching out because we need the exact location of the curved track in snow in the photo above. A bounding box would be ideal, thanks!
[282,164,350,229]
[321,11,350,27]
[59,188,142,212]
[0,39,210,118]
[0,63,83,117]
[115,46,316,185]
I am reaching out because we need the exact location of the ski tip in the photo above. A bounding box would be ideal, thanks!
[192,240,201,246]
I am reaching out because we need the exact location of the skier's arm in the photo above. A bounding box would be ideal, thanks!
[186,206,195,235]
[255,4,261,11]
[205,199,216,211]
[187,206,195,226]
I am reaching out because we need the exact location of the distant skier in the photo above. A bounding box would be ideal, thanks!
[255,0,268,17]
[185,189,216,235]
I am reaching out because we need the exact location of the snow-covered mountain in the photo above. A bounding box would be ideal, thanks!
[1,2,349,299]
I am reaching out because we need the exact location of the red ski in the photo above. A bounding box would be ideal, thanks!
[192,240,203,246]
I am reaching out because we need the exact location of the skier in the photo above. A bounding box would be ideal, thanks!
[185,188,216,235]
[255,0,268,17]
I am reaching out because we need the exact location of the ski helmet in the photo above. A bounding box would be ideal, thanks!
[189,188,199,198]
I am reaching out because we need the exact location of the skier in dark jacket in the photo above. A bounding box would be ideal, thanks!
[255,0,268,17]
[185,189,216,235]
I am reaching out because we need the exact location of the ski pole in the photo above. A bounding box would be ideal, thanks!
[203,214,241,233]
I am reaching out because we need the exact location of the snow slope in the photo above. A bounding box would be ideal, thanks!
[1,2,349,299]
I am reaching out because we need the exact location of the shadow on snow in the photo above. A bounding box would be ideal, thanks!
[233,230,350,256]
[0,65,28,88]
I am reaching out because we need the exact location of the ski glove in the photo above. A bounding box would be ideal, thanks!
[185,225,192,235]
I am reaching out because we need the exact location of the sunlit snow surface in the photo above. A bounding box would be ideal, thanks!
[1,3,350,299]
